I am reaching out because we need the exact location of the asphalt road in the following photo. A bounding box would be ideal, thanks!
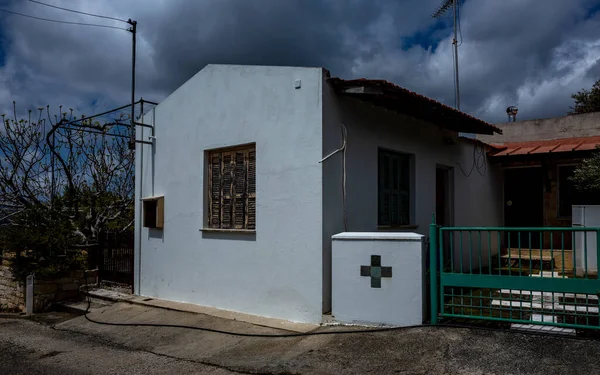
[0,316,236,375]
[4,305,600,375]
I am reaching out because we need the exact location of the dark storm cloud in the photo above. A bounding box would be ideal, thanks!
[0,0,599,123]
[144,0,441,93]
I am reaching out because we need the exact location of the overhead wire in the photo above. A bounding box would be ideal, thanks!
[27,0,129,23]
[0,8,128,30]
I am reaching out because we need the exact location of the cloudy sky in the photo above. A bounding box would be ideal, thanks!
[0,0,599,124]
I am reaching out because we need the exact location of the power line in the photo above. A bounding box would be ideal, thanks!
[28,0,129,24]
[0,8,128,31]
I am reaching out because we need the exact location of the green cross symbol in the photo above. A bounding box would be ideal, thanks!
[360,255,392,288]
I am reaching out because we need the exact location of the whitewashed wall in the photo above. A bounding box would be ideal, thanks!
[332,232,424,326]
[322,85,504,276]
[135,65,325,323]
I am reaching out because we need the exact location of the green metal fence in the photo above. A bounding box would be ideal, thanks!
[429,222,600,331]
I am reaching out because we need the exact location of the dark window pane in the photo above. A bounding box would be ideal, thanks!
[378,149,411,226]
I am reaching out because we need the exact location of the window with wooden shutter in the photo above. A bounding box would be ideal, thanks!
[378,149,412,227]
[207,144,256,230]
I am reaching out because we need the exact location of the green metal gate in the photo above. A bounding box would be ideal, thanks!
[429,222,600,331]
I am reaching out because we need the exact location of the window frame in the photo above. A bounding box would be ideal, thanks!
[377,147,415,228]
[205,143,256,232]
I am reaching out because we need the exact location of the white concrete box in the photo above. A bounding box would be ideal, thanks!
[331,232,424,326]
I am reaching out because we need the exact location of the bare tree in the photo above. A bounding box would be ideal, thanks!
[0,102,134,245]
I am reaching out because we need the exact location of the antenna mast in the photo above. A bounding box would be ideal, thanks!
[433,0,461,111]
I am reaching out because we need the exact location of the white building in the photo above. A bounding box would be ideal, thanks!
[134,64,503,323]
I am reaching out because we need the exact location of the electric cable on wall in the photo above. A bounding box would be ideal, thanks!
[319,123,348,232]
[78,271,597,340]
[457,142,487,178]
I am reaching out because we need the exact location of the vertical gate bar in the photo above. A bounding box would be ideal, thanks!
[540,231,543,277]
[529,232,533,276]
[450,231,454,272]
[573,233,577,277]
[469,231,473,274]
[586,293,590,327]
[429,221,438,324]
[518,232,522,275]
[550,233,554,278]
[497,230,501,276]
[479,286,483,317]
[561,232,565,278]
[508,232,511,276]
[451,287,455,315]
[439,228,444,273]
[584,230,588,279]
[478,231,482,274]
[469,288,474,315]
[551,291,555,325]
[488,231,492,275]
[519,236,523,317]
[461,288,464,316]
[459,231,463,273]
[439,227,444,318]
[518,231,523,318]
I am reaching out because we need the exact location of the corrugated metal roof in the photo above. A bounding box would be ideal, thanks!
[327,76,502,135]
[491,136,600,157]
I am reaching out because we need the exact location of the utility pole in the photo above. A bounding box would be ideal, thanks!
[128,19,137,150]
[452,0,460,111]
[433,0,461,111]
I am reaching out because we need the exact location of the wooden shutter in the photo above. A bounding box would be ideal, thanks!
[247,149,256,230]
[208,152,222,228]
[233,151,247,229]
[221,152,233,228]
[207,145,255,230]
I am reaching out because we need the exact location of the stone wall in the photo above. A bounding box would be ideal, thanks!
[0,260,25,311]
[0,257,97,313]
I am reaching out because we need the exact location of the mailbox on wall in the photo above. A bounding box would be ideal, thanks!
[142,196,164,229]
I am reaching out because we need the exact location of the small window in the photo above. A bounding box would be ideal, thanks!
[207,144,256,230]
[143,196,164,229]
[378,149,412,226]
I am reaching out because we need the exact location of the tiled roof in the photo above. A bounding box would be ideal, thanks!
[490,136,600,157]
[460,136,505,151]
[327,77,502,135]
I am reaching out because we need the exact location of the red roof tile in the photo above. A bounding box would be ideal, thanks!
[490,136,600,157]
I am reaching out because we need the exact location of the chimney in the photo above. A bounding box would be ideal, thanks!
[506,106,518,122]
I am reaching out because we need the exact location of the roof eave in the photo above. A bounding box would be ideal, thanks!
[334,84,500,136]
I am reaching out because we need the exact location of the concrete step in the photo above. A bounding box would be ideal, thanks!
[499,290,598,305]
[51,297,112,315]
[530,272,566,278]
[491,299,599,314]
[501,254,554,261]
[510,323,576,336]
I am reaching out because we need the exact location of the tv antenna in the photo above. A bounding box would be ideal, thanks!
[433,0,461,111]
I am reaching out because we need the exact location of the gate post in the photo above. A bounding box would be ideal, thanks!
[429,217,439,325]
